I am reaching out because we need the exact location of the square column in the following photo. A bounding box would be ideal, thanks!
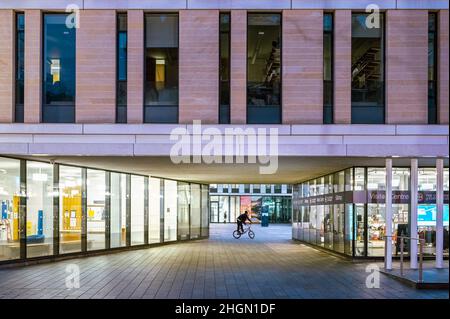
[385,158,393,270]
[410,159,418,269]
[436,158,444,268]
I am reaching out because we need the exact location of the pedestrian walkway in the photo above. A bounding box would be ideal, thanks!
[0,224,447,299]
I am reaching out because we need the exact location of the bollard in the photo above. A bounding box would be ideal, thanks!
[418,239,424,283]
[400,237,404,276]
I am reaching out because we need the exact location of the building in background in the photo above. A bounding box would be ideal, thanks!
[210,184,292,223]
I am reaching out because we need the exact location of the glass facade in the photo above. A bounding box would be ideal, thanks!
[219,13,231,124]
[323,13,333,124]
[293,166,449,258]
[144,14,179,123]
[0,158,21,261]
[0,156,209,264]
[86,169,106,251]
[15,13,25,123]
[116,13,128,123]
[110,172,127,248]
[351,13,385,124]
[247,13,281,124]
[26,161,53,258]
[43,14,76,123]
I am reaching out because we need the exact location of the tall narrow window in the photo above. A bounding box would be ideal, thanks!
[43,14,76,123]
[219,13,231,124]
[323,13,333,124]
[247,13,281,124]
[15,13,24,123]
[116,13,127,123]
[351,13,385,124]
[428,13,438,124]
[144,14,179,123]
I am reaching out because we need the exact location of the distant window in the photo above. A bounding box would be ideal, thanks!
[351,13,385,124]
[144,14,179,123]
[323,13,333,124]
[116,13,127,123]
[247,13,281,124]
[43,14,76,123]
[15,13,24,123]
[219,13,231,124]
[428,13,437,124]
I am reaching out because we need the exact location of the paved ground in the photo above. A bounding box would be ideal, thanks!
[0,224,448,299]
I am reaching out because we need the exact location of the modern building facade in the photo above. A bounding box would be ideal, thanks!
[209,184,292,223]
[0,0,448,269]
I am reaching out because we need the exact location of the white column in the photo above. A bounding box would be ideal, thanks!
[436,158,444,268]
[385,158,393,270]
[410,159,418,269]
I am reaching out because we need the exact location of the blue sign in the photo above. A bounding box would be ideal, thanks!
[417,205,449,226]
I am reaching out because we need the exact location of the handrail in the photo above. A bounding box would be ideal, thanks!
[384,235,425,283]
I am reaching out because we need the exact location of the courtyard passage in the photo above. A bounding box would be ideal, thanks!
[0,224,447,299]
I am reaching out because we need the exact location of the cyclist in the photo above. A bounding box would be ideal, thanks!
[236,210,252,234]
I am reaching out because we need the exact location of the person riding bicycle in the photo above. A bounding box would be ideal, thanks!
[236,211,252,234]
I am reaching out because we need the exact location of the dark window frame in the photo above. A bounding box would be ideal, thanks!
[15,12,25,123]
[350,11,386,124]
[428,12,438,124]
[219,12,231,124]
[246,12,282,124]
[42,12,77,123]
[323,12,334,124]
[143,12,180,124]
[116,12,128,123]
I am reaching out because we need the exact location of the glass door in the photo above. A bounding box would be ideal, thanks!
[210,202,219,223]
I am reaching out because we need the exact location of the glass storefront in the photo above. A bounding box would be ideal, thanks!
[294,166,449,258]
[26,161,53,258]
[110,172,127,248]
[0,156,209,264]
[0,158,21,261]
[86,169,106,251]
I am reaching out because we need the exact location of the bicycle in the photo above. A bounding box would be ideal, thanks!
[233,224,255,239]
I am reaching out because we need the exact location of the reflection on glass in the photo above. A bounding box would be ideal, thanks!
[59,166,82,254]
[110,172,127,248]
[26,161,53,258]
[354,204,365,256]
[177,182,190,240]
[87,169,106,251]
[333,204,344,253]
[164,180,177,241]
[43,14,76,123]
[201,185,209,237]
[190,184,201,239]
[351,13,384,124]
[0,158,21,261]
[144,14,179,123]
[149,177,161,244]
[131,176,145,245]
[247,13,281,124]
[367,204,385,256]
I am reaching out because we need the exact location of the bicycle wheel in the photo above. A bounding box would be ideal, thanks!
[233,230,241,239]
[248,230,255,239]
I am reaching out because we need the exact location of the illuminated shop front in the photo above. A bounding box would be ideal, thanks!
[0,156,209,265]
[292,167,449,258]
